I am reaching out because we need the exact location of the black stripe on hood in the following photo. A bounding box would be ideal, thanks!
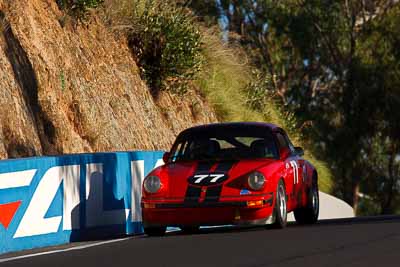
[184,161,214,204]
[204,161,236,203]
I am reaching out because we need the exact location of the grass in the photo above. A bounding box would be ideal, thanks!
[195,31,264,122]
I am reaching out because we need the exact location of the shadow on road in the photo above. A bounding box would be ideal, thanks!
[156,214,400,237]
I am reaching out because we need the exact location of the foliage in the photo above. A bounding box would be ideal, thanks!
[244,70,272,112]
[195,30,263,121]
[127,0,203,95]
[358,134,400,215]
[56,0,103,20]
[184,0,220,27]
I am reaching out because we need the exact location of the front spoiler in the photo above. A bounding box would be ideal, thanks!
[145,198,273,209]
[142,192,274,209]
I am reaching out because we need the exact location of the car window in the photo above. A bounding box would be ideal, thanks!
[169,131,279,162]
[210,138,233,149]
[284,134,296,154]
[276,132,289,150]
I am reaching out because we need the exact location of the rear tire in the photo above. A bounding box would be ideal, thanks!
[294,175,319,224]
[272,179,287,228]
[144,226,166,236]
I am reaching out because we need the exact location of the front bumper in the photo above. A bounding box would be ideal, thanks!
[142,193,274,227]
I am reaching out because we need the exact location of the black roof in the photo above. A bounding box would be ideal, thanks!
[178,122,281,137]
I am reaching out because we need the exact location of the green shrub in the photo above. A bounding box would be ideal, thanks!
[57,0,103,21]
[244,70,273,112]
[127,0,203,95]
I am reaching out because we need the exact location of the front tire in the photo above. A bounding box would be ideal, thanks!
[272,179,287,228]
[144,226,166,236]
[294,175,319,224]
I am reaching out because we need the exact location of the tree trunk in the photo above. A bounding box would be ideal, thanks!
[352,181,360,215]
[381,146,396,214]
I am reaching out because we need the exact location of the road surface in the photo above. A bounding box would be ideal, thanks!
[1,216,399,267]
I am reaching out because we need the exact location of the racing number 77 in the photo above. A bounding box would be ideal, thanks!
[194,174,225,184]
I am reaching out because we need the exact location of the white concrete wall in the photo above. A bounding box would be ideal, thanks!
[288,191,354,221]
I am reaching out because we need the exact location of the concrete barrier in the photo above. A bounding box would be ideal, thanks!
[288,191,354,221]
[0,151,163,254]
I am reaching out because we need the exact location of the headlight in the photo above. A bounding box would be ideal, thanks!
[144,176,161,193]
[247,172,265,190]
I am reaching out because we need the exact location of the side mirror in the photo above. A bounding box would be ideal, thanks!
[162,152,170,164]
[294,147,304,156]
[280,148,290,160]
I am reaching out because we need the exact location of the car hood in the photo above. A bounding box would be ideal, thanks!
[156,159,277,198]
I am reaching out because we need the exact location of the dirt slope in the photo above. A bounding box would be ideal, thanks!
[0,0,216,159]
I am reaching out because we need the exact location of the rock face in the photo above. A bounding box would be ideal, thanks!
[0,0,216,159]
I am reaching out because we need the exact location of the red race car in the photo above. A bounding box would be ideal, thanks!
[141,122,319,236]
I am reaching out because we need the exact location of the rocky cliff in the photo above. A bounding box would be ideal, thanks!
[0,0,216,159]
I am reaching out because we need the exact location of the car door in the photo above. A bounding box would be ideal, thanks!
[275,131,304,210]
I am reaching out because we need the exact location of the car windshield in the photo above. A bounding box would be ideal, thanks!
[169,127,279,162]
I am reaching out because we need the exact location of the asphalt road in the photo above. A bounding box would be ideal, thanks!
[1,216,400,267]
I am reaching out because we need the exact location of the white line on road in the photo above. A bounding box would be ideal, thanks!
[0,226,231,263]
[0,237,132,263]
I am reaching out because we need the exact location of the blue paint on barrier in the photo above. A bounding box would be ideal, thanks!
[0,151,164,254]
